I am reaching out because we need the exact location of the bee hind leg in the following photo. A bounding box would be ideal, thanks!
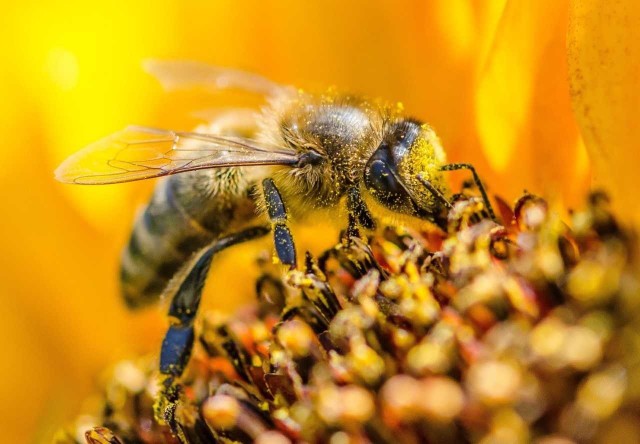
[155,226,268,431]
[159,226,270,377]
[262,178,297,268]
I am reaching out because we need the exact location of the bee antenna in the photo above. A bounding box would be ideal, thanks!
[439,163,497,222]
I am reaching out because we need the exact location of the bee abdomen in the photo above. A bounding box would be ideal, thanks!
[120,177,216,309]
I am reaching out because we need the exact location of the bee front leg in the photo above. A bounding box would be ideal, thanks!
[346,187,376,239]
[262,178,297,268]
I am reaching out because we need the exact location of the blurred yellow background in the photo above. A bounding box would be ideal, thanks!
[1,1,637,442]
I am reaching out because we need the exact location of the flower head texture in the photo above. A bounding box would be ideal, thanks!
[59,191,640,443]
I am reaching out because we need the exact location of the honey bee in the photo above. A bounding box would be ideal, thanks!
[56,61,494,377]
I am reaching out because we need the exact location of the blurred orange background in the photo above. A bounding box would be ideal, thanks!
[1,1,638,442]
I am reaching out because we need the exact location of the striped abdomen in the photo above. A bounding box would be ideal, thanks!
[120,168,260,309]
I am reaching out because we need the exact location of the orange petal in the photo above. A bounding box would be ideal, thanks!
[567,0,640,227]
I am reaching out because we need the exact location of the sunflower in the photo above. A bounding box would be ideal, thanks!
[1,1,637,442]
[60,190,640,443]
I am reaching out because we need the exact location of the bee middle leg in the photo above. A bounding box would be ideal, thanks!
[160,225,270,377]
[262,178,297,268]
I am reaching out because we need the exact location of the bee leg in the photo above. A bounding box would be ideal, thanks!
[440,163,497,221]
[160,226,270,376]
[262,178,297,268]
[346,187,376,240]
[345,213,360,240]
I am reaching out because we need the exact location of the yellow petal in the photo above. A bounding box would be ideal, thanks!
[475,0,589,207]
[568,0,640,227]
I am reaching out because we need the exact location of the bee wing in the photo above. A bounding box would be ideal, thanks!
[55,126,299,185]
[143,60,294,97]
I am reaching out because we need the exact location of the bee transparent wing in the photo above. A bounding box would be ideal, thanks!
[55,126,299,185]
[143,60,294,97]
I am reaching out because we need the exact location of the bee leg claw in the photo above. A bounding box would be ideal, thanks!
[263,178,297,267]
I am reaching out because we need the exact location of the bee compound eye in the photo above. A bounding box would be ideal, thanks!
[365,159,403,196]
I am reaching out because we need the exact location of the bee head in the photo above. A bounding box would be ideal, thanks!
[363,119,449,225]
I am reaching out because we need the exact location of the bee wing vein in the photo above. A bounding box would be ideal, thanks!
[55,126,299,184]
